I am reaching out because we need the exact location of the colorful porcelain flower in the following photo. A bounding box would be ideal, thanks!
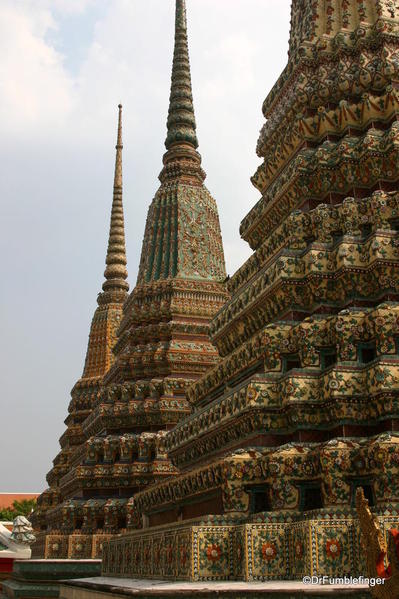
[247,387,257,400]
[354,457,365,470]
[261,542,277,561]
[375,449,387,462]
[285,383,295,395]
[254,465,262,477]
[206,544,222,562]
[302,461,314,475]
[326,539,341,559]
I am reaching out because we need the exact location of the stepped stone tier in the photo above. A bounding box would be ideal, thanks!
[31,0,227,560]
[102,0,399,583]
[1,560,101,599]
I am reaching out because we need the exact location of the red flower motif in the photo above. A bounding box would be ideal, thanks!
[295,541,303,558]
[236,542,243,562]
[261,542,277,561]
[180,546,188,566]
[206,544,222,562]
[166,545,174,563]
[154,547,161,564]
[326,539,341,559]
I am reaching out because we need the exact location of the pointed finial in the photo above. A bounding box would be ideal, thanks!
[165,0,198,150]
[102,104,128,296]
[114,104,123,187]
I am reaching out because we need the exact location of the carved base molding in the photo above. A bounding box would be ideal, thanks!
[102,509,399,581]
[31,532,113,559]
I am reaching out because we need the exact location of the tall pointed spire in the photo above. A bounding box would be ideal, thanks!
[34,106,132,517]
[165,0,198,150]
[102,104,129,295]
[136,0,225,285]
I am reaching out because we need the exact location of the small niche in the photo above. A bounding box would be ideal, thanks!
[249,485,270,514]
[283,354,301,372]
[321,348,337,370]
[359,343,376,364]
[332,232,343,245]
[389,218,399,232]
[96,518,104,530]
[301,484,323,511]
[305,235,316,245]
[361,223,372,239]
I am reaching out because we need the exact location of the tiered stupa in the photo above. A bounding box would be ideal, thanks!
[31,104,130,556]
[31,0,227,560]
[103,0,399,582]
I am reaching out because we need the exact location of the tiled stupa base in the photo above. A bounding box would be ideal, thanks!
[102,509,399,581]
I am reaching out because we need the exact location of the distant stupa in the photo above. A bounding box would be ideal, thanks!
[31,0,228,559]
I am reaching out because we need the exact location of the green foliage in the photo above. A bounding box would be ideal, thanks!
[0,499,36,521]
[0,508,15,521]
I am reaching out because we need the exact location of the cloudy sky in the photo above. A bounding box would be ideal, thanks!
[0,0,291,491]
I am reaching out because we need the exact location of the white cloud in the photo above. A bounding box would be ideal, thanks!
[25,0,95,17]
[0,2,74,136]
[50,0,95,15]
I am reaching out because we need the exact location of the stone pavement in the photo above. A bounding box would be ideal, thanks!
[59,577,373,598]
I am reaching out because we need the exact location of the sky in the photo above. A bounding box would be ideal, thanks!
[0,0,291,492]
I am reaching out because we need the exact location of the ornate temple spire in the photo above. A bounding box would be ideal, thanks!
[102,104,129,296]
[135,0,225,285]
[165,0,198,151]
